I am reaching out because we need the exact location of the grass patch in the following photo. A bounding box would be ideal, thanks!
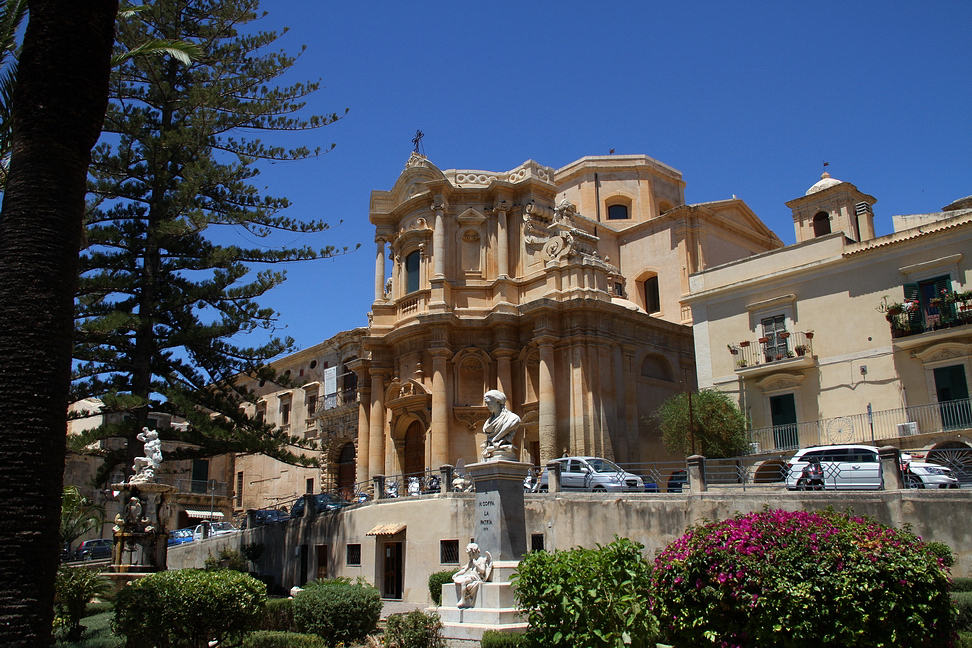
[54,610,123,648]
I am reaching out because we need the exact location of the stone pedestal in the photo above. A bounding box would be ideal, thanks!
[437,460,531,645]
[109,481,175,573]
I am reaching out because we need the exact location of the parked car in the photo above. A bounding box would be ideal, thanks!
[73,538,112,561]
[532,457,644,492]
[192,521,239,541]
[666,469,688,493]
[786,444,881,490]
[241,508,289,529]
[290,493,350,518]
[903,456,960,489]
[167,527,194,546]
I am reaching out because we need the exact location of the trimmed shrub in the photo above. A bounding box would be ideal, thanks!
[243,630,327,648]
[113,568,267,647]
[290,580,381,646]
[480,629,527,647]
[54,564,113,642]
[384,609,445,648]
[513,536,658,647]
[958,632,972,648]
[650,509,954,647]
[954,592,972,632]
[954,578,972,593]
[427,570,456,606]
[261,597,297,633]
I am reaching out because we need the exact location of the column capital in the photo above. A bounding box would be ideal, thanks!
[430,346,452,361]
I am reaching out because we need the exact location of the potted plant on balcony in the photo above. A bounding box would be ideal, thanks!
[794,344,809,356]
[736,359,748,368]
[727,344,739,355]
[739,340,750,347]
[758,337,770,344]
[779,332,790,339]
[805,331,814,339]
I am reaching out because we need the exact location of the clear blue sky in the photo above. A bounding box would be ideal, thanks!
[226,0,972,354]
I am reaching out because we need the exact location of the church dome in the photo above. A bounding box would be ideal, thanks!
[806,171,842,195]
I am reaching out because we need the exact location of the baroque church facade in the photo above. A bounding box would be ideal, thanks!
[348,153,782,487]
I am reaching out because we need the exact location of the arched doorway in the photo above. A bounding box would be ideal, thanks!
[927,440,972,486]
[336,442,356,498]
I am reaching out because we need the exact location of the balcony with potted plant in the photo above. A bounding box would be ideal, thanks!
[730,331,815,377]
[878,292,972,347]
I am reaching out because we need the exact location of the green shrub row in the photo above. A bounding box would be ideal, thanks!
[261,597,297,633]
[955,577,972,592]
[480,629,527,647]
[242,630,326,648]
[955,592,972,633]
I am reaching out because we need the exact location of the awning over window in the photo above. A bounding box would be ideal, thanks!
[184,509,224,520]
[366,523,406,536]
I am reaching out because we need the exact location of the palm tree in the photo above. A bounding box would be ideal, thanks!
[0,1,118,644]
[60,486,105,557]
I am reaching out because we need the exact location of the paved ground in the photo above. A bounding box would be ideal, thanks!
[381,599,426,618]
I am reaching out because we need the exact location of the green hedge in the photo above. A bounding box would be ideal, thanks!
[291,581,381,646]
[113,569,266,648]
[954,578,972,593]
[242,630,327,648]
[480,629,527,647]
[427,570,456,606]
[261,597,297,633]
[955,592,972,633]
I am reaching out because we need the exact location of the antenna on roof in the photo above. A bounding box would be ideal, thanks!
[412,130,425,155]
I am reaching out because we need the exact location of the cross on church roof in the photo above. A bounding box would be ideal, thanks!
[412,130,425,154]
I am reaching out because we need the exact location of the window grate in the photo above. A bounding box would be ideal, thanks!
[440,539,460,564]
[346,543,361,566]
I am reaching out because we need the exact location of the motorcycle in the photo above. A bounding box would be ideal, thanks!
[796,458,824,491]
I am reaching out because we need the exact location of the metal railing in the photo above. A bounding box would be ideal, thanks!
[320,387,358,412]
[749,398,972,453]
[888,301,972,338]
[162,478,229,496]
[615,461,691,493]
[701,454,791,489]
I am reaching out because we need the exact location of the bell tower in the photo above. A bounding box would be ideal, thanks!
[785,172,877,243]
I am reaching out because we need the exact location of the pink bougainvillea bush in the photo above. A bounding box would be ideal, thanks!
[650,508,954,648]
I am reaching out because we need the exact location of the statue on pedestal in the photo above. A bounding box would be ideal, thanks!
[480,390,520,460]
[452,542,492,608]
[130,427,163,484]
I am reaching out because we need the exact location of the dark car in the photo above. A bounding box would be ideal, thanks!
[242,508,289,529]
[290,493,349,519]
[667,470,688,493]
[74,538,112,561]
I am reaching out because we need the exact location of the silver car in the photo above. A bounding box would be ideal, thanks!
[904,460,960,489]
[533,456,644,492]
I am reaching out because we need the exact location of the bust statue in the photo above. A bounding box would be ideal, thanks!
[480,390,520,460]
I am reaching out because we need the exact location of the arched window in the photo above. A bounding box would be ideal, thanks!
[607,204,629,220]
[405,250,420,293]
[812,211,831,237]
[643,276,660,313]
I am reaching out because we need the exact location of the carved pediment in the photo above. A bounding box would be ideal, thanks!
[453,406,488,432]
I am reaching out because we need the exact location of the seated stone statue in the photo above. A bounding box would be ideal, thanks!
[480,390,520,460]
[452,542,492,608]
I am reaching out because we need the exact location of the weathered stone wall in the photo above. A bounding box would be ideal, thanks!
[168,489,972,604]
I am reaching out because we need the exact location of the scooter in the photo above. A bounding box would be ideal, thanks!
[796,458,824,491]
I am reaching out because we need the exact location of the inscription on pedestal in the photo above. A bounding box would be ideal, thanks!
[476,492,500,547]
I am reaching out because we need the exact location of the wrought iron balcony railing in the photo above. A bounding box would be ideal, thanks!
[729,331,814,371]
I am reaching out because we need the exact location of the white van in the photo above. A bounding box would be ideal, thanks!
[785,444,882,490]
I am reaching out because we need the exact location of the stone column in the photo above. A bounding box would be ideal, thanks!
[879,446,903,490]
[545,460,562,493]
[368,368,387,482]
[433,200,445,279]
[687,455,707,493]
[355,385,371,487]
[537,336,557,464]
[495,348,514,399]
[374,237,386,301]
[496,201,510,278]
[430,347,451,469]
